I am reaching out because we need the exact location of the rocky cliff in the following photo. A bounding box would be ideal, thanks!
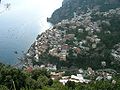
[47,0,120,24]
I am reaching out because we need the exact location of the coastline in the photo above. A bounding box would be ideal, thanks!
[23,7,120,71]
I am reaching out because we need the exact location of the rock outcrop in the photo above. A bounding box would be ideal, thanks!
[47,0,120,24]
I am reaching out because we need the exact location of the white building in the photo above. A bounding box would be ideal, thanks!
[59,74,90,85]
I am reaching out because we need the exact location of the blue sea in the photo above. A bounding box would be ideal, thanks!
[0,0,63,65]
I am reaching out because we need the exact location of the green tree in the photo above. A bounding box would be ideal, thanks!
[0,85,9,90]
[31,69,50,80]
[65,81,75,89]
[36,75,49,88]
[52,80,68,90]
[25,77,36,89]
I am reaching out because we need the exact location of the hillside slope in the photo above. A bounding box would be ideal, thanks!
[48,0,120,24]
[25,7,120,71]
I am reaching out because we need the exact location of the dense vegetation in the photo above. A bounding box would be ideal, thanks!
[0,63,52,90]
[1,63,120,90]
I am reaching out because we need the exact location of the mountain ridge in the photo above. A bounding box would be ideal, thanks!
[47,0,120,24]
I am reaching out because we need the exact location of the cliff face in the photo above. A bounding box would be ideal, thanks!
[48,0,120,24]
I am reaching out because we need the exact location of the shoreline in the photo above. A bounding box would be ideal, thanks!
[22,7,120,71]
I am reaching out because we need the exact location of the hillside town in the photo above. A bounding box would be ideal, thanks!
[25,7,120,66]
[21,7,120,84]
[1,0,120,90]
